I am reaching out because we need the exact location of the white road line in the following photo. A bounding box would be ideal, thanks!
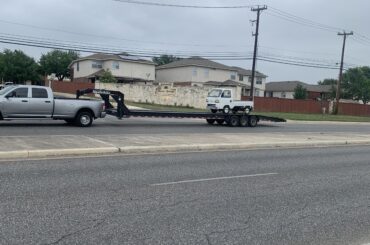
[150,172,278,186]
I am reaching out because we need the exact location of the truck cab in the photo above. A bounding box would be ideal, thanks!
[206,88,253,114]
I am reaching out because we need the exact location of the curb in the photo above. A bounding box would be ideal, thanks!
[1,139,369,160]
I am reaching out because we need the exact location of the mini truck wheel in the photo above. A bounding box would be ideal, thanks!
[223,106,230,114]
[248,115,258,127]
[75,111,93,127]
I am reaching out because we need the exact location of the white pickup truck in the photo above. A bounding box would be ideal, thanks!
[0,85,106,127]
[206,88,254,114]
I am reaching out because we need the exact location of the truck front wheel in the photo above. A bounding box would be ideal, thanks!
[223,106,230,114]
[75,111,93,127]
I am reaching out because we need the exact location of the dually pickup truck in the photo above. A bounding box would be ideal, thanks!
[206,88,254,114]
[0,85,106,127]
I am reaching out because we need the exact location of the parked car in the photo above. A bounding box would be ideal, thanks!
[0,82,14,90]
[0,85,106,127]
[206,88,254,114]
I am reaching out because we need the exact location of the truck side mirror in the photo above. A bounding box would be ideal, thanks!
[5,91,16,98]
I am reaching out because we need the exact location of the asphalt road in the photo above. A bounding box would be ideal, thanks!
[1,146,370,244]
[0,116,370,136]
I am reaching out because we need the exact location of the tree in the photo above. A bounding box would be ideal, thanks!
[152,55,181,66]
[317,78,337,100]
[0,49,40,83]
[342,66,370,104]
[99,69,117,83]
[39,50,79,81]
[293,84,307,99]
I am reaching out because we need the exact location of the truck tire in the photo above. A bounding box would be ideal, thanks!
[216,119,225,125]
[75,111,93,127]
[248,115,258,127]
[239,116,248,127]
[228,115,240,127]
[206,119,215,125]
[223,106,230,114]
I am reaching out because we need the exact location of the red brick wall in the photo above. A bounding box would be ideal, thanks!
[253,97,329,114]
[50,81,94,94]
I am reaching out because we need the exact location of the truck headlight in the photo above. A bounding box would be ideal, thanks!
[215,100,219,103]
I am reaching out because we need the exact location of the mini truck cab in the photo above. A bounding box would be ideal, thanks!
[206,88,253,114]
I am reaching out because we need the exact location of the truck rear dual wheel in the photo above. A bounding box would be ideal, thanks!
[75,111,93,127]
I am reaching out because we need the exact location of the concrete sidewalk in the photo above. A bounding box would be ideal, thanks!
[1,132,370,159]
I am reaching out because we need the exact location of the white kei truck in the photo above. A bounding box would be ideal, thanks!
[206,88,254,114]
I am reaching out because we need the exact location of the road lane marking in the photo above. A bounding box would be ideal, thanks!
[150,172,278,186]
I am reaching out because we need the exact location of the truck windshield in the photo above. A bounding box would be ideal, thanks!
[0,86,15,95]
[208,89,222,97]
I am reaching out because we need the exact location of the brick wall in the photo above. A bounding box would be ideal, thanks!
[50,81,94,94]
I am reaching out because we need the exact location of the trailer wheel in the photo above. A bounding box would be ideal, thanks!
[239,116,248,127]
[248,115,258,127]
[216,119,225,125]
[223,106,230,114]
[228,115,240,127]
[206,119,215,125]
[75,111,93,127]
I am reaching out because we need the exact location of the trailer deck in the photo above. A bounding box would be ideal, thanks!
[76,89,286,127]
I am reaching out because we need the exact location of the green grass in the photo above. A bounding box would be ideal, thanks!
[253,112,370,122]
[125,101,208,112]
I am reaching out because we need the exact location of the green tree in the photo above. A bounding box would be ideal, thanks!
[39,49,79,81]
[99,69,117,83]
[318,78,337,99]
[152,55,181,66]
[342,66,370,104]
[293,84,308,99]
[0,49,40,83]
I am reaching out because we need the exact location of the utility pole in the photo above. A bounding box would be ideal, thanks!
[334,31,353,114]
[250,5,267,98]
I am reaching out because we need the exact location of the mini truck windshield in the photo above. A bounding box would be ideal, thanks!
[208,89,222,97]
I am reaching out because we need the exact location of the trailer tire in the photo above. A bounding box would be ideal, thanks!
[206,119,215,125]
[239,116,248,127]
[216,119,225,125]
[228,115,240,127]
[75,111,93,127]
[248,115,258,127]
[223,106,230,114]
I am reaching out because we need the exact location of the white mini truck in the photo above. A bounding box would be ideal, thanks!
[206,88,253,114]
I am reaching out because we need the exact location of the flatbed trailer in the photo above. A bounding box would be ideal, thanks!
[76,89,286,127]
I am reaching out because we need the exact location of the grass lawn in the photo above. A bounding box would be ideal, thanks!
[125,101,208,112]
[253,112,370,122]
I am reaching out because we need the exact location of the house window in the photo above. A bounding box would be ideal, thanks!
[112,61,119,70]
[230,72,236,80]
[281,92,286,98]
[204,68,209,78]
[76,62,79,72]
[92,61,103,69]
[256,80,262,85]
[192,68,198,76]
[239,75,243,81]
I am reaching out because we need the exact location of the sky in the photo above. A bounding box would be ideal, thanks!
[0,0,369,84]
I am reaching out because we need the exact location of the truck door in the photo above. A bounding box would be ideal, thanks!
[221,89,232,104]
[29,87,53,117]
[2,87,30,117]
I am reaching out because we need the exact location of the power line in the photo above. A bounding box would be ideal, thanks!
[112,0,253,9]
